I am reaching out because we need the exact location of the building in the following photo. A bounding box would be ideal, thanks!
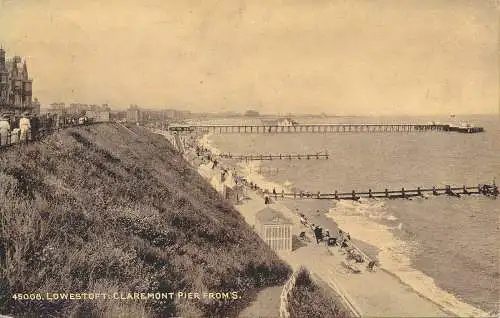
[278,118,298,126]
[262,118,298,126]
[46,102,66,116]
[67,103,90,115]
[160,109,191,121]
[255,207,293,252]
[0,48,39,115]
[127,104,143,123]
[244,110,260,117]
[86,110,110,122]
[85,104,110,122]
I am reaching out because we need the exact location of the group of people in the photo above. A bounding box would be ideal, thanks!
[299,211,378,271]
[0,112,92,148]
[192,142,247,189]
[0,112,37,146]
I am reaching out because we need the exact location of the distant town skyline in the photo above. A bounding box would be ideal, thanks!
[0,0,498,115]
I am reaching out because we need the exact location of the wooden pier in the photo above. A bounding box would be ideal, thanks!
[169,123,463,134]
[255,184,498,201]
[217,152,328,160]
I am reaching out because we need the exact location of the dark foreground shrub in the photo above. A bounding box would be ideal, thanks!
[289,268,350,318]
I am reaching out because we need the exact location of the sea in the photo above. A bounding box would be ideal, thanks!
[191,115,499,315]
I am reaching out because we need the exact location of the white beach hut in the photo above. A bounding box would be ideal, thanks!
[255,207,293,252]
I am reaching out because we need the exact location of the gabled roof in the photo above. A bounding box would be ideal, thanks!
[256,207,292,225]
[5,59,27,78]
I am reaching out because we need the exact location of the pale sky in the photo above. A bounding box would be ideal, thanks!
[0,0,498,115]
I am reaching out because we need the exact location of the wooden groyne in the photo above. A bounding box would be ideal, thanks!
[168,123,483,134]
[249,167,280,174]
[217,152,328,160]
[256,184,498,200]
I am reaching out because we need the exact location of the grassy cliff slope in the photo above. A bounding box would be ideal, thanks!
[0,124,291,317]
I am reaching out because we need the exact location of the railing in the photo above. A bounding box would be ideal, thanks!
[279,269,299,318]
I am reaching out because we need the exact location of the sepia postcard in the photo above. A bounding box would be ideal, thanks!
[0,1,498,317]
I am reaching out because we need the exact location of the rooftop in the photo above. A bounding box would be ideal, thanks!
[256,207,293,225]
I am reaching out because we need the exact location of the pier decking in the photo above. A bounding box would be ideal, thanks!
[257,184,498,200]
[169,123,484,134]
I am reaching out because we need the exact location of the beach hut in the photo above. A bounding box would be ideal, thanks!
[255,207,293,252]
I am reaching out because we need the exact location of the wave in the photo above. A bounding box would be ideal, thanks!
[327,200,489,317]
[236,160,291,194]
[198,133,221,155]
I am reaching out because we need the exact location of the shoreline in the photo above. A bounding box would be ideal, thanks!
[159,129,493,317]
[237,167,493,315]
[326,198,496,317]
[282,198,491,317]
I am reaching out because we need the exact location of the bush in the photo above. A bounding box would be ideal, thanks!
[288,268,350,318]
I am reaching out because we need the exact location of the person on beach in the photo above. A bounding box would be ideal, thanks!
[341,239,349,248]
[264,195,270,205]
[324,229,330,246]
[314,226,323,244]
[299,213,306,225]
